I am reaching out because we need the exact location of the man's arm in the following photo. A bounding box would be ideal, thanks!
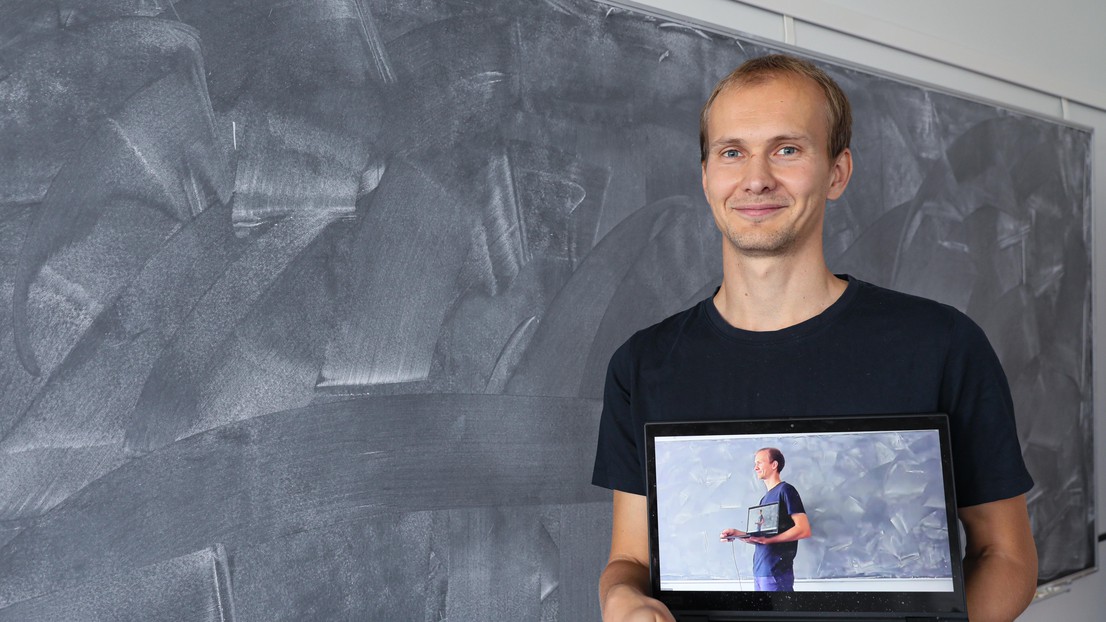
[959,494,1037,622]
[745,513,810,545]
[599,490,676,622]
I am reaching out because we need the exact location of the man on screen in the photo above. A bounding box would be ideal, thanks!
[720,448,810,591]
[591,53,1037,622]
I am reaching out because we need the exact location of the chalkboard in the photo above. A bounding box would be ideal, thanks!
[0,0,1093,619]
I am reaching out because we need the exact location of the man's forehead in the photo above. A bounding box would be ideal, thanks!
[707,75,832,136]
[719,72,826,107]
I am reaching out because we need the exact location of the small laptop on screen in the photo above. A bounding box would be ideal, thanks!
[645,414,967,621]
[740,503,780,539]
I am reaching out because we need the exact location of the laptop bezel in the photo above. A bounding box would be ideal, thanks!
[645,413,968,619]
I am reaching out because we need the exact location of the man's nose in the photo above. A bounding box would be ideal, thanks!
[743,155,776,194]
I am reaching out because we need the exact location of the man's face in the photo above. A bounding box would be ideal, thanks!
[753,450,775,479]
[701,75,851,258]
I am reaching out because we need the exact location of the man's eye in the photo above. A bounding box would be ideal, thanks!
[778,146,798,155]
[722,149,741,158]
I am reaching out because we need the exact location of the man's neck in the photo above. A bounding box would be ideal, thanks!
[714,250,846,332]
[763,474,782,490]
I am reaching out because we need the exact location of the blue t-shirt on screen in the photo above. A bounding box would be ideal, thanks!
[753,482,804,578]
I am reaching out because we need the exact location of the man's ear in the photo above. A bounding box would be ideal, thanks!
[827,147,853,200]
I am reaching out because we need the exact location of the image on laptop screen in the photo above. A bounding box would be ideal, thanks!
[743,503,779,538]
[645,415,967,620]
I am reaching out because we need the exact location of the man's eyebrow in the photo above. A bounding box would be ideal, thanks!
[770,133,813,144]
[709,133,813,149]
[708,136,746,149]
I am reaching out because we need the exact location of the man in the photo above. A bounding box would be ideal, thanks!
[719,448,810,591]
[591,54,1037,622]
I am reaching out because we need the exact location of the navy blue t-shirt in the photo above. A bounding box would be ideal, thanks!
[591,276,1033,509]
[753,482,805,578]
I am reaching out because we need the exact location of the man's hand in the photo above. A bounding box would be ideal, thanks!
[603,582,676,622]
[599,491,676,622]
[959,494,1037,622]
[719,528,747,541]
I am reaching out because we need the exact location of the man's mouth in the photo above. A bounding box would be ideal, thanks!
[731,203,787,219]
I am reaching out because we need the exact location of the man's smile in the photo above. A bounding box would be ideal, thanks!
[731,203,788,219]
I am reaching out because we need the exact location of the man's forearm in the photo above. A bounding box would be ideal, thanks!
[599,558,674,622]
[959,496,1037,622]
[764,524,808,544]
[964,548,1037,622]
[599,558,652,606]
[761,514,811,544]
[601,491,675,621]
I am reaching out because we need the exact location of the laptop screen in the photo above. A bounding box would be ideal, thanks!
[645,414,967,619]
[744,503,779,537]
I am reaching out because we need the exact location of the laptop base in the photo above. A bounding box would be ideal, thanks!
[675,613,964,622]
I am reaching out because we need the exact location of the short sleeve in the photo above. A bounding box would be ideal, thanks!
[782,484,805,516]
[940,312,1034,507]
[591,339,646,495]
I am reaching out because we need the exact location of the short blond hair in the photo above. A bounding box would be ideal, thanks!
[699,54,852,162]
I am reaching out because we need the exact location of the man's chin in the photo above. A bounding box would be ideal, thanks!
[731,243,793,258]
[723,231,795,257]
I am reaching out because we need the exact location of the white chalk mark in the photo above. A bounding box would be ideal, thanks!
[540,0,573,17]
[659,22,711,40]
[1021,237,1028,287]
[485,316,539,393]
[105,118,157,189]
[474,70,507,85]
[354,0,396,84]
[186,164,205,217]
[659,50,670,62]
[231,121,237,150]
[211,554,226,622]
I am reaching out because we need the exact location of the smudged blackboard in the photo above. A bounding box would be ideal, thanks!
[0,0,1092,618]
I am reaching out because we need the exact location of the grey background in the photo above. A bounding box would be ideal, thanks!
[655,432,951,583]
[0,0,1093,619]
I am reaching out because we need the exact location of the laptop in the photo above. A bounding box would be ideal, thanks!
[740,503,780,539]
[645,414,967,621]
